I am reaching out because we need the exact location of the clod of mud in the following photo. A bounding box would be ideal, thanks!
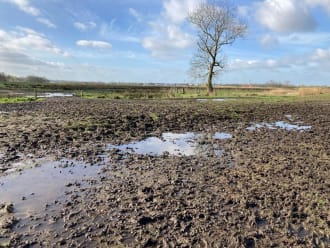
[0,202,18,244]
[0,203,14,214]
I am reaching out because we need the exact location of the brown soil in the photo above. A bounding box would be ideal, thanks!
[0,98,329,247]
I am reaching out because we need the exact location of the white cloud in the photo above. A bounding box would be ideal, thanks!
[142,0,199,59]
[0,27,69,57]
[76,40,112,49]
[74,22,86,31]
[306,0,330,14]
[0,50,46,66]
[1,0,57,29]
[0,35,70,79]
[0,29,10,40]
[13,34,66,55]
[37,18,56,28]
[224,46,330,85]
[278,32,330,46]
[0,52,72,80]
[256,0,317,32]
[311,48,330,60]
[74,21,96,32]
[2,0,40,16]
[99,22,140,43]
[237,5,250,17]
[129,8,143,22]
[228,58,286,71]
[260,34,279,47]
[15,26,40,36]
[163,0,202,23]
[229,46,330,71]
[142,23,193,59]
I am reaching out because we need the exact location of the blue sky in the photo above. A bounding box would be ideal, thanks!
[0,0,329,85]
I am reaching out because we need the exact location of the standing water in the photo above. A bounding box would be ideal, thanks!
[108,132,232,157]
[0,159,101,218]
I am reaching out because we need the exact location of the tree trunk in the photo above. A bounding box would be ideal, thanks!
[207,63,214,96]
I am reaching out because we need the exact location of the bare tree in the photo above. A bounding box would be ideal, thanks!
[188,1,246,95]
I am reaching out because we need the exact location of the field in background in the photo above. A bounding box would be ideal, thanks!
[0,80,330,102]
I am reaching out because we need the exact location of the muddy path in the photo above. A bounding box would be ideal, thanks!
[0,98,329,247]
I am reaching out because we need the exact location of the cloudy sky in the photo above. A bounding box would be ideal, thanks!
[0,0,329,85]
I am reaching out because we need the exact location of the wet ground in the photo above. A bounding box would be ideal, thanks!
[0,98,329,247]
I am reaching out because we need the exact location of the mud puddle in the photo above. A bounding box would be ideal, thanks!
[108,132,232,157]
[197,98,234,102]
[39,92,74,98]
[247,120,312,131]
[26,92,74,98]
[0,158,102,219]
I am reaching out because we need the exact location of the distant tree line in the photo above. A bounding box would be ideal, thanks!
[0,72,49,84]
[256,80,294,88]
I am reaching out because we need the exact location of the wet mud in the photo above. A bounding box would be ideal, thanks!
[0,98,329,247]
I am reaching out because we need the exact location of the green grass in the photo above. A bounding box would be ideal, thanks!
[238,93,330,103]
[0,97,39,104]
[149,113,159,121]
[66,89,330,103]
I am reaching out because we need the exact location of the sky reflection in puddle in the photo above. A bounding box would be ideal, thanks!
[0,159,100,218]
[197,98,234,102]
[27,92,74,98]
[39,92,73,98]
[247,121,312,131]
[108,132,232,157]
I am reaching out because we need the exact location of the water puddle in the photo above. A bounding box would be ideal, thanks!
[213,132,233,139]
[0,158,101,218]
[197,98,234,102]
[39,92,73,98]
[108,132,232,157]
[247,121,312,131]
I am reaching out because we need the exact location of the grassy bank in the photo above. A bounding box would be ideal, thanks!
[1,80,329,102]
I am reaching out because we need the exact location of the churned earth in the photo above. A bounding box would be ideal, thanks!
[0,97,329,247]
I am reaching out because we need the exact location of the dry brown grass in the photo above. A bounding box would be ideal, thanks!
[265,88,298,96]
[298,87,330,96]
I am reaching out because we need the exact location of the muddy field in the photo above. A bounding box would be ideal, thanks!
[0,98,329,247]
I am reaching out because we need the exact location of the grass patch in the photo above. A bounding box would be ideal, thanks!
[149,113,159,121]
[73,89,330,104]
[0,97,39,104]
